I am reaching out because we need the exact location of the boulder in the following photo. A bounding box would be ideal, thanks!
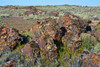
[58,16,88,51]
[0,26,22,50]
[32,18,61,60]
[58,16,87,36]
[21,41,40,62]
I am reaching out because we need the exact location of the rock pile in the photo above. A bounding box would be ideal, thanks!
[58,16,88,51]
[32,18,61,60]
[1,11,100,66]
[32,14,88,60]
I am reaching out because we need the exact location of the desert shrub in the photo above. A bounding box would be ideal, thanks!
[96,26,100,30]
[0,49,36,67]
[58,44,82,67]
[40,51,59,67]
[0,51,12,66]
[94,43,100,54]
[59,12,65,16]
[80,33,97,50]
[82,15,90,20]
[0,9,27,16]
[50,16,59,20]
[36,6,59,11]
[74,45,85,55]
[21,30,34,41]
[0,14,10,18]
[0,18,5,26]
[57,44,72,67]
[39,44,73,67]
[24,14,34,20]
[24,14,58,20]
[0,22,5,27]
[24,14,45,20]
[13,42,25,54]
[97,16,100,20]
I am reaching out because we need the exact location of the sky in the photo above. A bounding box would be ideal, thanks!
[0,0,100,6]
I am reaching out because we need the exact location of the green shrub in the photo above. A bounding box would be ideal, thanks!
[21,30,34,41]
[24,14,58,20]
[24,14,34,20]
[96,26,100,30]
[0,18,5,26]
[0,22,5,26]
[81,33,97,50]
[0,14,10,18]
[83,15,90,20]
[40,51,59,67]
[59,12,65,16]
[50,16,59,20]
[0,9,27,16]
[94,42,100,54]
[74,45,85,55]
[58,44,72,67]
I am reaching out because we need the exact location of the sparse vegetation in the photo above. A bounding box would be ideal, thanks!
[0,18,5,26]
[24,14,59,20]
[0,5,100,67]
[81,33,97,50]
[0,14,10,18]
[94,43,100,54]
[0,9,27,16]
[36,5,100,20]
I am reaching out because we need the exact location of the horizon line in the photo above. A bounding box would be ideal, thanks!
[0,4,100,7]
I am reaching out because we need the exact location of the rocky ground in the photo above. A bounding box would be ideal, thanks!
[0,6,100,67]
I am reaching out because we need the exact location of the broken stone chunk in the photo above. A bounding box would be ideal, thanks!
[21,41,40,62]
[0,26,22,51]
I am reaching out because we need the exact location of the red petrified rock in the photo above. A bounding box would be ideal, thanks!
[0,26,22,50]
[5,60,16,67]
[58,15,88,51]
[21,41,40,62]
[32,18,61,60]
[32,13,88,60]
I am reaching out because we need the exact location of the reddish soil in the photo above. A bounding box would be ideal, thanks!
[1,16,36,31]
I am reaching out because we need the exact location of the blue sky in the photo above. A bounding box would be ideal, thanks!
[0,0,100,6]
